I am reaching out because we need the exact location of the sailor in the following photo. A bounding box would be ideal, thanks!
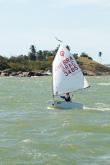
[60,92,71,102]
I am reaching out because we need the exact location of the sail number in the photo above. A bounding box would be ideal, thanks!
[62,56,78,76]
[55,56,79,76]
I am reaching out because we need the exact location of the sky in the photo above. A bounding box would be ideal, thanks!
[0,0,110,64]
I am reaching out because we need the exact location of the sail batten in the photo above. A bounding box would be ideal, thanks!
[52,44,89,96]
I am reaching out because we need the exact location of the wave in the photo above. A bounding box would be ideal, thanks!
[84,106,110,111]
[97,83,110,86]
[84,103,110,111]
[21,139,32,143]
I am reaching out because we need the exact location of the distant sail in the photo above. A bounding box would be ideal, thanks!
[52,44,89,96]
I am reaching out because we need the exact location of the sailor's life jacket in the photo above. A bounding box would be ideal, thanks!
[60,95,71,102]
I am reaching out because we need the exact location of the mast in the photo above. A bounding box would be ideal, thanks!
[55,37,63,43]
[52,37,63,100]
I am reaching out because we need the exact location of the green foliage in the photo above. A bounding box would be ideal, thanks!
[9,55,28,63]
[37,50,43,60]
[8,60,52,72]
[28,45,37,61]
[66,45,70,51]
[0,45,95,72]
[80,52,93,60]
[0,56,10,70]
[73,53,78,59]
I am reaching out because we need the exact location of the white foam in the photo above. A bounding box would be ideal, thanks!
[22,139,31,143]
[98,83,110,86]
[83,106,110,111]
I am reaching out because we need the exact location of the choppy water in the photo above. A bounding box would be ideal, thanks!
[0,76,110,165]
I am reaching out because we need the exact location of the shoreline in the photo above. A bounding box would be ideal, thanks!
[0,70,110,77]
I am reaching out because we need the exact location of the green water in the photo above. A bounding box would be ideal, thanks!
[0,76,110,165]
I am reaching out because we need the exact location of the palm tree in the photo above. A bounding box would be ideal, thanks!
[98,52,102,63]
[28,45,37,61]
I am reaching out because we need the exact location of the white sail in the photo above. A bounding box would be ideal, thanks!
[52,44,89,96]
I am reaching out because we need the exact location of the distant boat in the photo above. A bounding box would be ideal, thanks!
[48,44,89,109]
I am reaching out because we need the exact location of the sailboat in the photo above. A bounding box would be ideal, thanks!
[48,44,89,109]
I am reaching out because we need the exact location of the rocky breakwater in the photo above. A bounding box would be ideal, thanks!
[0,60,110,77]
[0,70,52,77]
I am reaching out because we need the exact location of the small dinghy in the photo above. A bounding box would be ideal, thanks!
[48,100,83,109]
[48,43,90,109]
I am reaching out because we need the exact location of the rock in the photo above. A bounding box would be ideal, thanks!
[35,72,44,76]
[1,72,9,76]
[10,72,18,76]
[22,72,30,77]
[28,71,35,77]
[44,70,52,75]
[83,70,96,76]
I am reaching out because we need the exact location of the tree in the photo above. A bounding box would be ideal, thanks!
[73,53,78,59]
[0,55,9,70]
[28,45,37,61]
[80,52,93,60]
[37,50,43,60]
[80,52,89,58]
[66,45,70,51]
[98,52,102,63]
[52,45,60,59]
[99,52,102,57]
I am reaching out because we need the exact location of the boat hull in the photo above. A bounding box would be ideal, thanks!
[48,100,83,109]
